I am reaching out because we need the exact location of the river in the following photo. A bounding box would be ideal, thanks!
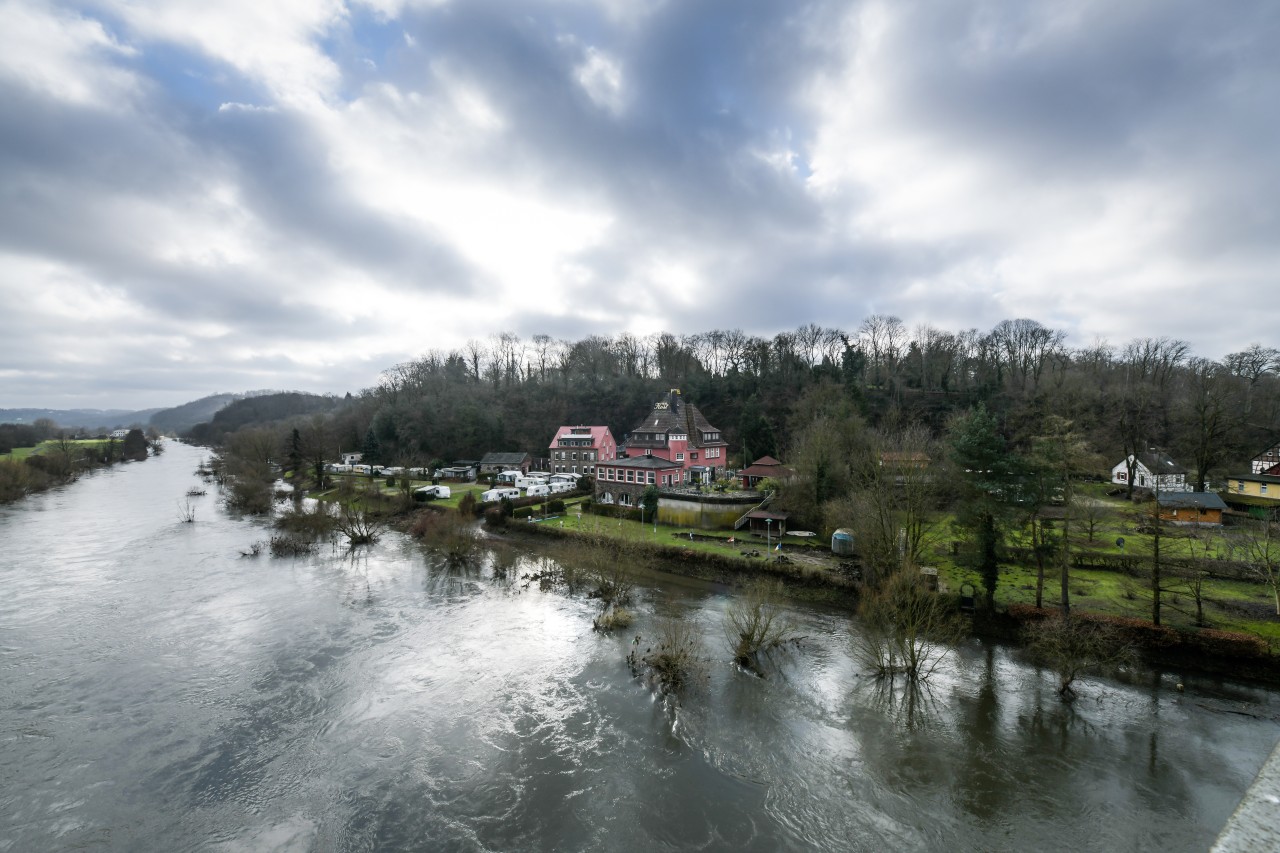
[1,441,1277,851]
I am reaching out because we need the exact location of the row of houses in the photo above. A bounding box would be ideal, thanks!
[1108,444,1280,527]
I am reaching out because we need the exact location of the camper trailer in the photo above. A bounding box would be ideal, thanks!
[481,488,521,503]
[414,485,451,501]
[515,476,547,490]
[525,484,551,498]
[495,470,523,485]
[548,481,574,495]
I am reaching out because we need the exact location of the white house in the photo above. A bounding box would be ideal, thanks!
[340,452,363,466]
[1111,451,1190,492]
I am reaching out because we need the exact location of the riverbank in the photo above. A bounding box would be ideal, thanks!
[480,510,1280,685]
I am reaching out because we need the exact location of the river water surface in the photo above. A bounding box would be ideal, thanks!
[2,442,1278,851]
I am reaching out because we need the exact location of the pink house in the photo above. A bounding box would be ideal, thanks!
[622,389,729,484]
[548,425,617,476]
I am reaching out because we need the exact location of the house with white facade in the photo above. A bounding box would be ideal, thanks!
[1111,450,1190,492]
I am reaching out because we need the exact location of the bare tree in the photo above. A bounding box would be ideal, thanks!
[1224,344,1280,417]
[855,567,967,682]
[1241,509,1280,615]
[724,578,803,672]
[1024,615,1136,701]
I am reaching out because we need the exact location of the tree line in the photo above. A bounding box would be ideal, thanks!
[214,319,1276,491]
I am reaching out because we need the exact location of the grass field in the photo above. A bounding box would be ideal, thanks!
[1,439,112,462]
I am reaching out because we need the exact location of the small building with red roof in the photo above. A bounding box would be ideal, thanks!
[740,456,795,490]
[548,425,617,477]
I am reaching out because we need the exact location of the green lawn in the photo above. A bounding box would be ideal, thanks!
[1,439,112,462]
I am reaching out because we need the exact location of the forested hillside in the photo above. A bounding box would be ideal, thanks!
[193,320,1280,508]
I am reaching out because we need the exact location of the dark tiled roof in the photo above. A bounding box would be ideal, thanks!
[628,390,726,449]
[1232,472,1280,485]
[1158,492,1227,510]
[1136,451,1187,476]
[479,452,530,465]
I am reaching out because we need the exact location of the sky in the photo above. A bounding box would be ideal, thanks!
[2,0,1278,409]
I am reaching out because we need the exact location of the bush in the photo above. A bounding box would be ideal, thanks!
[628,617,704,697]
[1024,614,1137,700]
[593,606,635,632]
[484,507,507,529]
[458,492,478,516]
[274,502,336,537]
[269,534,316,557]
[1182,628,1269,659]
[724,579,803,671]
[548,499,566,514]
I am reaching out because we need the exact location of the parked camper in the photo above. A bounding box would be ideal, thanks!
[481,488,521,502]
[414,485,451,501]
[351,464,371,475]
[515,476,547,490]
[496,470,523,485]
[525,484,551,498]
[548,481,574,495]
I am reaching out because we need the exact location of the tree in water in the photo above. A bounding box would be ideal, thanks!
[723,579,802,673]
[855,567,966,682]
[1023,615,1136,701]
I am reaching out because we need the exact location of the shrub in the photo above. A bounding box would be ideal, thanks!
[1024,614,1137,700]
[458,492,478,516]
[724,579,803,671]
[593,606,634,632]
[484,507,507,529]
[409,510,480,564]
[548,499,566,514]
[1182,628,1269,659]
[274,502,336,537]
[269,534,316,557]
[628,617,704,697]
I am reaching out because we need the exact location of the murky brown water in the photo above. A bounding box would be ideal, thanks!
[1,442,1277,851]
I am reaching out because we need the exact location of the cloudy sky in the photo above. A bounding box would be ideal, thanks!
[2,0,1277,409]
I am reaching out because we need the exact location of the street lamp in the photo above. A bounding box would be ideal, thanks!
[766,517,773,559]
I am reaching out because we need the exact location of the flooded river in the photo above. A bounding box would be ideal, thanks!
[2,442,1277,851]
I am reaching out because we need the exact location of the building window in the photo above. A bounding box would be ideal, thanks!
[691,453,698,461]
[627,470,634,482]
[1238,481,1245,492]
[647,472,655,484]
[676,452,684,462]
[572,465,578,474]
[1263,484,1269,495]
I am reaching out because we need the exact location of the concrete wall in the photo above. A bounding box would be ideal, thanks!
[657,493,761,530]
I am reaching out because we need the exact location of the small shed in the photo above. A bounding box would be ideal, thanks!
[1157,491,1227,526]
[831,528,855,556]
[743,509,788,536]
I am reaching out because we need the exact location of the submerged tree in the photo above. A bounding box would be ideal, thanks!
[1023,615,1136,701]
[628,617,704,697]
[855,567,967,681]
[723,579,803,672]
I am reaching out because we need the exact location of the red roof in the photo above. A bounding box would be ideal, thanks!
[549,425,615,449]
[751,455,782,467]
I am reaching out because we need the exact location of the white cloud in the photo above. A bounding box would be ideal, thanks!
[98,0,347,107]
[575,47,625,114]
[0,1,140,105]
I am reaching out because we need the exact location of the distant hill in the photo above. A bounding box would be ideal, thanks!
[148,394,241,434]
[0,408,160,430]
[184,392,343,443]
